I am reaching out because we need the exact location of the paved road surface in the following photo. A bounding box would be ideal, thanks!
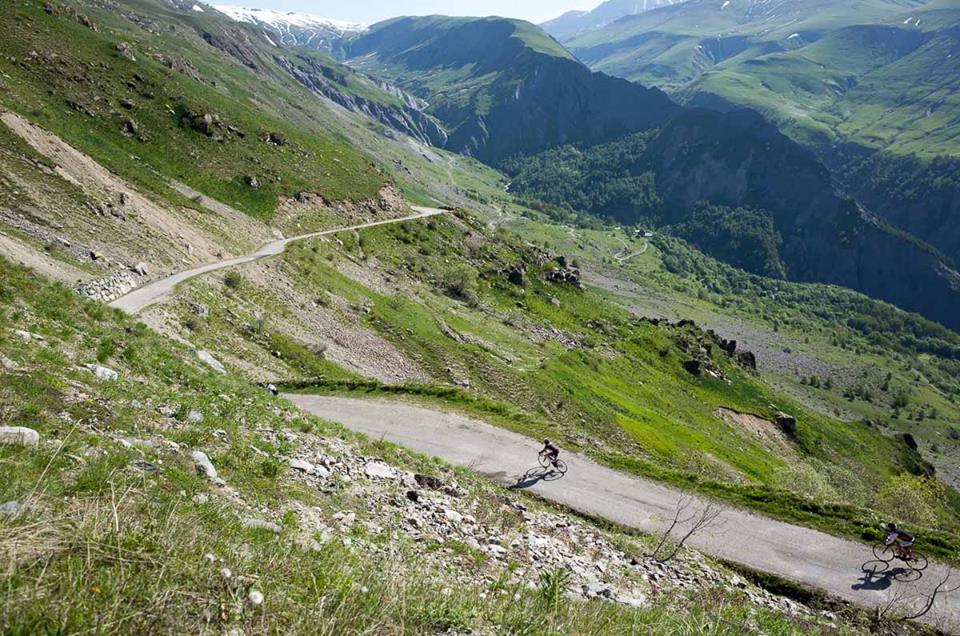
[287,393,959,630]
[110,208,442,314]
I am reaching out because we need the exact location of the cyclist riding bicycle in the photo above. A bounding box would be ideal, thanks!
[541,439,560,466]
[884,523,916,561]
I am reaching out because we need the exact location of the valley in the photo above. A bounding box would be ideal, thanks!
[2,0,960,633]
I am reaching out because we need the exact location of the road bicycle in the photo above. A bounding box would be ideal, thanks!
[538,451,568,476]
[873,542,928,572]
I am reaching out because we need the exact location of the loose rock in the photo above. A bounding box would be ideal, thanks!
[0,427,41,447]
[191,450,218,480]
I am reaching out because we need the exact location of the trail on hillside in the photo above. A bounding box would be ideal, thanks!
[287,393,959,629]
[110,207,443,314]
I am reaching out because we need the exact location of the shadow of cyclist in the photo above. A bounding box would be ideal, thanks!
[852,564,911,592]
[509,466,563,490]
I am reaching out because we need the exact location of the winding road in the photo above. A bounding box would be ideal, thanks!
[288,394,959,629]
[108,204,958,629]
[109,207,443,314]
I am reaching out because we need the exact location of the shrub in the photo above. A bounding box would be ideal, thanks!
[224,271,243,290]
[441,265,479,305]
[873,475,946,528]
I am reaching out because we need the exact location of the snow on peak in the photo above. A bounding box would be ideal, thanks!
[213,5,366,34]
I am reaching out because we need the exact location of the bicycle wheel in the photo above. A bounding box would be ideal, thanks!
[554,459,568,475]
[873,543,895,562]
[909,553,929,572]
[538,453,551,469]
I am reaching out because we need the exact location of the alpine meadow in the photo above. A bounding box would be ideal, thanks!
[3,0,960,633]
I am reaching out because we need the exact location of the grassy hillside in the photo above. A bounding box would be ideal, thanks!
[500,111,960,331]
[566,0,959,158]
[3,256,864,634]
[0,0,386,219]
[342,15,679,163]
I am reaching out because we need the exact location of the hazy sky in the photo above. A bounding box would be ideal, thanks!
[225,1,600,25]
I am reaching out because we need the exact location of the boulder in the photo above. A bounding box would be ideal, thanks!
[191,450,218,480]
[414,474,444,490]
[776,413,798,437]
[131,262,149,276]
[196,350,226,374]
[84,364,119,381]
[736,351,757,370]
[116,42,136,61]
[682,359,702,376]
[506,265,526,286]
[365,461,401,480]
[0,501,22,515]
[0,427,40,447]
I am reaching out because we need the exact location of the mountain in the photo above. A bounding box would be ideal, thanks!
[560,0,960,270]
[504,108,960,329]
[5,1,960,630]
[563,0,956,156]
[542,0,687,41]
[213,5,364,54]
[341,16,681,163]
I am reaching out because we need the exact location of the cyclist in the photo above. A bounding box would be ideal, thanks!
[884,523,916,561]
[541,439,560,467]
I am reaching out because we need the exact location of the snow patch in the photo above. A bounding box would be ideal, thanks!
[192,4,204,12]
[787,33,800,39]
[721,0,731,8]
[214,5,366,33]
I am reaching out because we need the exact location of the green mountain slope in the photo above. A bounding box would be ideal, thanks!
[341,16,681,164]
[542,0,689,41]
[504,108,960,329]
[565,0,957,156]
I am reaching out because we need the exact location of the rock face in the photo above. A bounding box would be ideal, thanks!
[274,56,448,148]
[0,427,40,447]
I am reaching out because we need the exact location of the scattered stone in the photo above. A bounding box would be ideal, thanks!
[196,350,226,374]
[0,501,22,515]
[84,364,119,381]
[246,176,260,189]
[116,42,136,61]
[289,458,317,474]
[414,474,444,490]
[191,451,218,480]
[120,98,135,109]
[131,262,149,276]
[0,427,40,447]
[242,518,282,534]
[365,461,401,480]
[444,509,463,525]
[89,250,104,261]
[406,490,420,503]
[14,329,43,342]
[248,589,264,605]
[186,410,204,424]
[120,119,138,137]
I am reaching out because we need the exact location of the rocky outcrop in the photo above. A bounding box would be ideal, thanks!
[275,56,448,147]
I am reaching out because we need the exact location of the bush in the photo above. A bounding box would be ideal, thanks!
[224,271,243,290]
[441,265,479,305]
[873,475,947,528]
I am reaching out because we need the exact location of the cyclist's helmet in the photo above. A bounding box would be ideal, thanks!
[543,439,551,445]
[886,523,897,532]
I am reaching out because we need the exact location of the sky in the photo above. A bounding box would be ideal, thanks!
[221,1,601,25]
